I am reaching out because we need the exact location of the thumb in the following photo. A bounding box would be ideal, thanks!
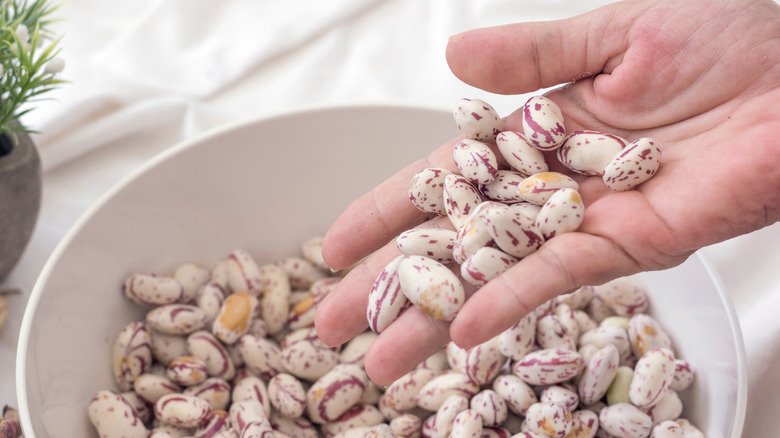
[445,2,639,95]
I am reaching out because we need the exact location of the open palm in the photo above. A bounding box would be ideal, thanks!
[315,0,780,386]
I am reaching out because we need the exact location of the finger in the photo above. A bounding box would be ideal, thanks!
[316,216,457,347]
[321,138,461,271]
[445,2,638,95]
[363,305,451,386]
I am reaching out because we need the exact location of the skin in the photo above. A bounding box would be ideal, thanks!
[314,0,780,386]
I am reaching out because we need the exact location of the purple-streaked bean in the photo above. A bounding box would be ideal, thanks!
[415,372,480,412]
[429,394,469,438]
[367,255,412,333]
[461,246,519,286]
[281,335,340,382]
[556,286,594,311]
[174,262,211,304]
[121,391,152,423]
[383,368,437,412]
[452,202,501,264]
[445,173,486,229]
[229,400,268,433]
[579,325,631,364]
[553,303,580,343]
[592,277,649,317]
[649,420,686,438]
[390,414,422,438]
[557,131,626,176]
[539,385,579,413]
[516,172,579,206]
[578,344,620,405]
[482,203,544,258]
[492,374,538,417]
[268,373,307,418]
[306,364,369,424]
[533,298,556,319]
[512,349,584,386]
[598,403,652,438]
[669,359,694,392]
[149,329,188,367]
[154,393,211,428]
[147,304,210,335]
[124,273,185,306]
[302,236,330,271]
[603,138,661,191]
[628,314,673,358]
[566,410,600,438]
[247,318,267,339]
[524,402,572,438]
[194,409,230,438]
[113,321,153,391]
[270,410,318,438]
[464,335,506,386]
[340,331,378,367]
[522,96,566,151]
[535,188,584,240]
[167,355,209,386]
[450,409,484,438]
[238,334,283,381]
[453,139,499,185]
[198,282,227,324]
[669,419,704,438]
[409,167,455,215]
[398,255,465,322]
[378,394,404,421]
[629,348,676,408]
[453,98,503,141]
[213,292,259,344]
[396,228,457,264]
[470,389,507,428]
[287,277,339,330]
[642,390,682,425]
[240,418,275,438]
[498,312,537,361]
[606,366,634,406]
[258,264,291,336]
[321,404,385,438]
[133,373,181,404]
[88,390,149,438]
[536,314,577,351]
[447,341,468,374]
[188,330,236,380]
[480,170,527,203]
[496,131,548,176]
[226,249,264,296]
[276,256,327,290]
[183,377,231,411]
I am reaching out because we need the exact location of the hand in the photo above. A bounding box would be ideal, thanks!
[314,0,780,386]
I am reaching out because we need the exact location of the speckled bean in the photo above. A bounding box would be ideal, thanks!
[444,173,486,230]
[166,355,209,386]
[566,409,599,438]
[512,348,584,386]
[198,282,227,324]
[460,246,519,287]
[598,403,652,438]
[578,344,620,405]
[287,277,338,330]
[340,331,378,367]
[320,404,385,438]
[523,402,573,438]
[415,372,480,412]
[258,264,291,336]
[535,188,584,240]
[629,348,676,408]
[397,227,457,264]
[496,131,548,176]
[522,96,566,151]
[516,172,579,206]
[409,167,455,215]
[113,321,153,391]
[579,325,632,364]
[270,410,318,438]
[592,277,649,317]
[302,236,330,271]
[183,377,231,411]
[453,139,499,185]
[133,373,181,404]
[382,368,437,412]
[227,249,264,296]
[240,418,275,438]
[470,389,507,427]
[452,201,501,264]
[536,314,577,351]
[480,170,527,203]
[306,364,369,424]
[147,304,210,335]
[642,390,682,425]
[603,138,661,191]
[398,255,465,321]
[229,400,268,433]
[498,312,537,361]
[669,359,694,392]
[194,409,231,438]
[188,330,236,380]
[154,393,212,428]
[539,385,579,413]
[124,273,185,306]
[450,409,484,438]
[453,98,503,141]
[492,374,538,417]
[276,256,327,290]
[390,414,422,438]
[281,334,340,381]
[628,314,673,358]
[557,131,626,176]
[88,390,149,438]
[212,291,259,344]
[268,373,307,419]
[482,203,544,258]
[237,334,283,381]
[367,255,411,333]
[429,394,469,438]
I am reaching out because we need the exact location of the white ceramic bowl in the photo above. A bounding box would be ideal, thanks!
[17,105,747,438]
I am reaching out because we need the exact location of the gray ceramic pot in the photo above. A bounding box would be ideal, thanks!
[0,130,42,279]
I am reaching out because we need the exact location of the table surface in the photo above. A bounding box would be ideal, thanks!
[2,1,779,436]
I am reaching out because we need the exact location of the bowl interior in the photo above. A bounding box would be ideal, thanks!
[18,105,746,438]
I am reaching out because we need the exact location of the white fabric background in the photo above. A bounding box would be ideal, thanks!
[1,0,778,436]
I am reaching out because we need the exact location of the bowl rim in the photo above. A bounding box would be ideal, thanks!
[16,103,749,437]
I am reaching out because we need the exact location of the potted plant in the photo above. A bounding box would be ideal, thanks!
[0,0,64,280]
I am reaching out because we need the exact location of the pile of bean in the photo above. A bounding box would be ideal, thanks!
[89,236,704,438]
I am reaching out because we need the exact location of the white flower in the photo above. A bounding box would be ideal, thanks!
[15,24,30,43]
[44,57,65,74]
